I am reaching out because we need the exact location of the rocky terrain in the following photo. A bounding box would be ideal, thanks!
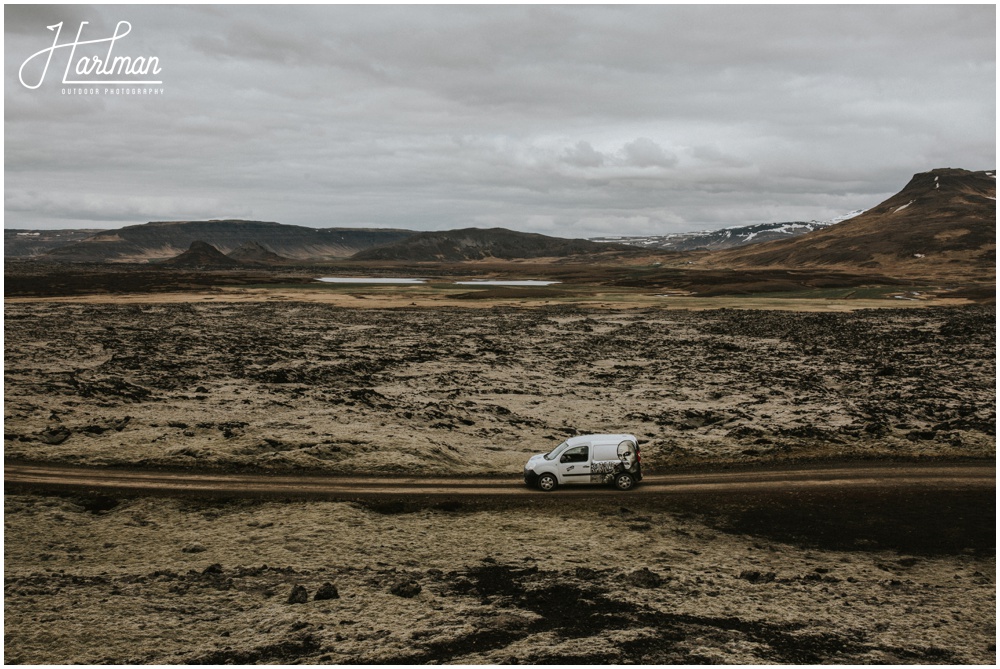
[4,303,993,472]
[4,261,994,664]
[4,482,994,664]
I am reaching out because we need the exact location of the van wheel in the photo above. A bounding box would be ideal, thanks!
[614,472,635,491]
[537,473,558,492]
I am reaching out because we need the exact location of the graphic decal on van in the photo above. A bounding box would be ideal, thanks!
[617,440,637,469]
[589,440,639,483]
[589,460,619,483]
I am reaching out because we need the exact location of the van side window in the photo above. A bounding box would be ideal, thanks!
[593,443,617,462]
[560,446,588,463]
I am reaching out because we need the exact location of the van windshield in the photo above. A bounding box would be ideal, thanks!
[543,441,568,461]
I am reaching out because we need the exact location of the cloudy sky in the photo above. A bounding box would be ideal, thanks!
[5,4,996,236]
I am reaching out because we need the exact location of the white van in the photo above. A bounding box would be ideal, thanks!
[523,433,642,492]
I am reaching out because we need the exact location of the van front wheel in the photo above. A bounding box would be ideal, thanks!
[537,473,558,492]
[614,472,635,491]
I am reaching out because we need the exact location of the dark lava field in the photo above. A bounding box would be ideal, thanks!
[4,302,995,472]
[4,300,995,664]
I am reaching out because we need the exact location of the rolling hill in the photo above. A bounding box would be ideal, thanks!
[710,168,995,278]
[350,227,636,261]
[40,220,415,263]
[226,241,291,265]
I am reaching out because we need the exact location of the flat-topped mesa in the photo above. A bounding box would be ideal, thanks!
[41,219,415,263]
[350,227,637,262]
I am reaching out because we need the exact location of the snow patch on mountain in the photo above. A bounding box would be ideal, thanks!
[591,209,867,251]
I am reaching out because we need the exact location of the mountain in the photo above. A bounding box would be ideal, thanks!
[41,220,415,263]
[160,241,242,267]
[351,227,636,262]
[590,212,864,252]
[4,229,103,257]
[710,168,995,276]
[226,241,290,264]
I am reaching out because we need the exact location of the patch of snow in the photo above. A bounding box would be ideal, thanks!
[894,200,915,213]
[822,209,866,225]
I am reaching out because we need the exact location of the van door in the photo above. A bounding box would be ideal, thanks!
[590,441,620,483]
[556,444,591,484]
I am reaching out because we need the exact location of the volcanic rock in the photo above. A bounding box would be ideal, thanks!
[314,582,340,601]
[389,578,422,598]
[625,567,664,588]
[37,426,71,445]
[287,584,309,604]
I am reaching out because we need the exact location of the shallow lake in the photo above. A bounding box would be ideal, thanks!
[317,277,428,284]
[317,278,561,286]
[453,280,560,286]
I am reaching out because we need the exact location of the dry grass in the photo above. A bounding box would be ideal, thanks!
[4,490,994,664]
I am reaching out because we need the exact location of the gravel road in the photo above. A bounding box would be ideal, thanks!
[6,460,992,500]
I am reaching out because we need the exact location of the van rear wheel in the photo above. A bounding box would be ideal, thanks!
[614,472,635,491]
[537,473,558,492]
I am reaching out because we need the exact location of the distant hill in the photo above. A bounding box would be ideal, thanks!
[590,212,864,252]
[161,241,241,267]
[4,229,102,257]
[351,227,636,261]
[710,168,995,277]
[40,220,415,262]
[226,240,290,265]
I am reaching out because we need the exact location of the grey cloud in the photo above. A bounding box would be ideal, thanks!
[620,138,678,169]
[3,4,995,233]
[5,188,248,225]
[4,4,95,35]
[562,141,605,168]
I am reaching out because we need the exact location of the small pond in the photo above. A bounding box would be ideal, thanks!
[317,277,427,284]
[316,278,561,286]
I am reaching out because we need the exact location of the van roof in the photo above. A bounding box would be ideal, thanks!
[564,433,637,447]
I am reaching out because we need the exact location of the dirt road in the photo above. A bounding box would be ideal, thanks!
[5,460,993,500]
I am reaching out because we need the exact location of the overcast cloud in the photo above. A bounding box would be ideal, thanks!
[4,4,995,235]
